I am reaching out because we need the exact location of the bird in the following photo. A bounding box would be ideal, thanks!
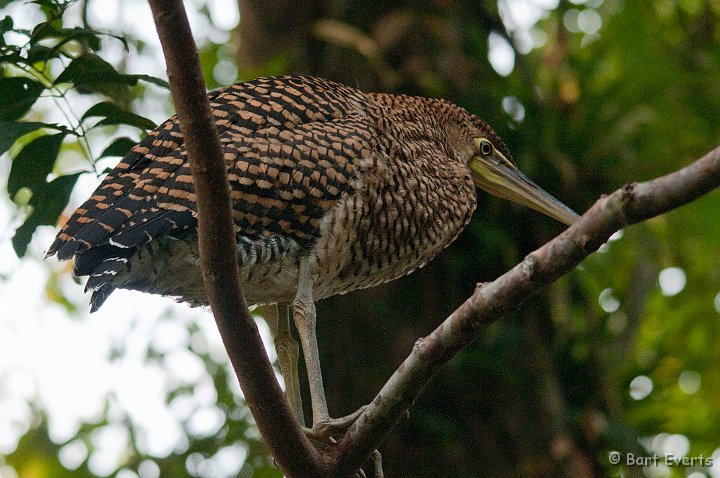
[47,75,578,440]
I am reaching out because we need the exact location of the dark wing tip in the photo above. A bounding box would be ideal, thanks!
[53,239,86,261]
[89,284,115,313]
[47,232,73,259]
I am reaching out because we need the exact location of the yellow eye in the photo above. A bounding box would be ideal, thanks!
[478,139,493,156]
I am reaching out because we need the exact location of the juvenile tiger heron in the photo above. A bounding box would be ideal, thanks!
[48,75,578,440]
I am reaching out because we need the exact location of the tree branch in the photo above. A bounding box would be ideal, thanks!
[325,145,720,475]
[146,4,720,474]
[146,2,322,476]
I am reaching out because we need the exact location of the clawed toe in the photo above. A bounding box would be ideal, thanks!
[303,405,367,443]
[298,406,383,477]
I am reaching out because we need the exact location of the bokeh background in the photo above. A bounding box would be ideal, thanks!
[1,0,720,477]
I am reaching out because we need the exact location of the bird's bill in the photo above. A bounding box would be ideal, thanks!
[470,153,579,226]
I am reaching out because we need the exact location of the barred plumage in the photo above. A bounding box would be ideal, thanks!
[48,74,578,438]
[48,75,521,311]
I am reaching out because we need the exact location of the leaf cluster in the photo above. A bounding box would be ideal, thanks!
[0,0,166,256]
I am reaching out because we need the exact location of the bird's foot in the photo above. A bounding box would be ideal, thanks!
[302,407,383,478]
[303,405,367,443]
[369,449,384,478]
[349,448,383,478]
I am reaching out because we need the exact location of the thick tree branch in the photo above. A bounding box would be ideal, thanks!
[325,145,720,476]
[147,2,322,476]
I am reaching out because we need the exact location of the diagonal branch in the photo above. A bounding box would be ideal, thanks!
[146,2,322,476]
[325,144,720,476]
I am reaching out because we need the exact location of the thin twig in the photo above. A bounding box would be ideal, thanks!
[146,2,322,476]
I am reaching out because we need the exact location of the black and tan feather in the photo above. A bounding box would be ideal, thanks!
[48,75,511,311]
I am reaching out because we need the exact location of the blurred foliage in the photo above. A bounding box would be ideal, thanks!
[0,1,276,478]
[1,0,720,477]
[3,325,279,478]
[0,0,165,256]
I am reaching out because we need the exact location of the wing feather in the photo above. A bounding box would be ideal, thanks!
[48,76,378,306]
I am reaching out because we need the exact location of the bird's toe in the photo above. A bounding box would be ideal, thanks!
[304,405,368,443]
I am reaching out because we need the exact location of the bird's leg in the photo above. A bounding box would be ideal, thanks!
[293,257,365,442]
[272,303,305,426]
[292,257,329,425]
[371,450,384,478]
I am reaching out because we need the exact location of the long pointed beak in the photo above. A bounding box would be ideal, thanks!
[470,152,579,226]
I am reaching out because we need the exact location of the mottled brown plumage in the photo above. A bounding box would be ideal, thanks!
[49,75,577,437]
[48,75,516,311]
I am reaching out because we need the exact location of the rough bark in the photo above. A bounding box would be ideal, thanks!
[147,2,322,476]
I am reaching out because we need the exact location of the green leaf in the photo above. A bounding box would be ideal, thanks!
[7,132,66,198]
[0,15,13,33]
[27,0,66,17]
[54,53,126,85]
[81,101,156,130]
[29,24,122,53]
[0,121,64,156]
[12,172,82,257]
[26,44,60,63]
[0,77,46,121]
[100,136,137,159]
[55,53,168,90]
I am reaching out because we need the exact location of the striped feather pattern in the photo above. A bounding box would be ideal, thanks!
[48,75,508,310]
[49,76,373,258]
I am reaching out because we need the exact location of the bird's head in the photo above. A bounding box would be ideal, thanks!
[466,125,578,226]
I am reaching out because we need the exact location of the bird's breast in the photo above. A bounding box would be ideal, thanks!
[309,164,477,299]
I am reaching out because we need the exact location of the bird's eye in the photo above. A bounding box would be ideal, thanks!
[478,139,493,156]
